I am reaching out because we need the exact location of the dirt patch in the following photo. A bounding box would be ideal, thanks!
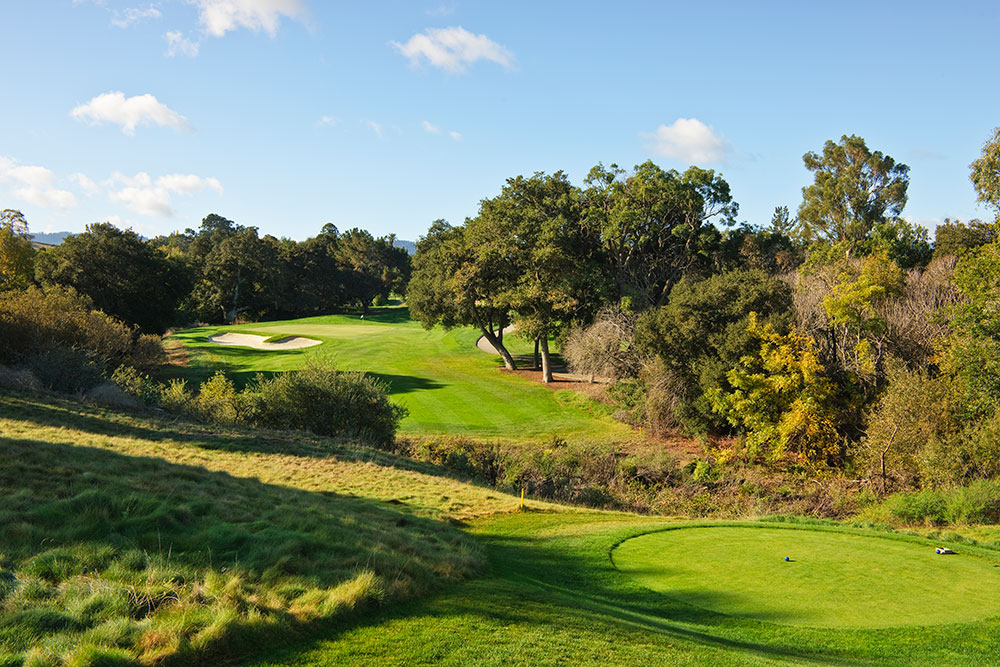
[164,338,190,367]
[508,369,608,398]
[506,368,703,462]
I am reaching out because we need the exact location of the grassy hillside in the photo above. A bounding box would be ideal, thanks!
[5,391,1000,665]
[0,390,542,666]
[167,309,638,445]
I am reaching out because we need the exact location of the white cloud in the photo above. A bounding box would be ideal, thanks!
[165,31,200,57]
[422,120,440,134]
[108,171,223,217]
[112,186,174,217]
[106,171,153,188]
[640,118,730,164]
[195,0,305,37]
[112,6,161,28]
[364,120,384,139]
[71,92,192,135]
[69,172,101,196]
[391,26,513,73]
[0,156,77,210]
[156,173,223,194]
[13,187,78,210]
[449,130,462,141]
[5,165,55,188]
[317,114,337,127]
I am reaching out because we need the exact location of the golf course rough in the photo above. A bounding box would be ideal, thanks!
[612,525,1000,629]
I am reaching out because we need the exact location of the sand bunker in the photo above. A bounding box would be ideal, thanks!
[208,332,322,350]
[476,325,516,354]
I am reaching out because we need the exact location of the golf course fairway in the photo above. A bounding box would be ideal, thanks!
[613,525,1000,628]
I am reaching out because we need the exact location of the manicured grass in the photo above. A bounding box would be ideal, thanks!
[246,514,1000,666]
[167,309,636,444]
[613,525,1000,628]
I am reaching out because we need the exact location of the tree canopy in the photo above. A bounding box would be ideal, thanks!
[970,127,1000,219]
[0,209,34,292]
[584,161,737,308]
[35,223,189,332]
[798,135,909,250]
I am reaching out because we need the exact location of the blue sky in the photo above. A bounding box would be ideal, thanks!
[2,1,997,241]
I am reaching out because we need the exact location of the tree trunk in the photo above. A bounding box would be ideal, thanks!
[539,335,553,383]
[479,327,518,371]
[534,338,540,369]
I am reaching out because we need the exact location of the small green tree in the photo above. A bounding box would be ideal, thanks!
[821,253,904,394]
[939,238,1000,418]
[933,218,996,258]
[634,269,793,432]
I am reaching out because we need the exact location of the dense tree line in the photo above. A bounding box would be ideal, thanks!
[0,213,411,333]
[409,129,1000,492]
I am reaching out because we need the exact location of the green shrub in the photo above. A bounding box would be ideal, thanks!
[0,365,42,393]
[84,384,139,410]
[22,347,103,393]
[0,286,165,391]
[881,489,948,525]
[157,379,192,413]
[252,361,407,445]
[110,366,161,405]
[190,372,248,425]
[863,480,1000,526]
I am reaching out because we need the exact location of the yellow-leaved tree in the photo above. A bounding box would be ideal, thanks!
[708,313,842,465]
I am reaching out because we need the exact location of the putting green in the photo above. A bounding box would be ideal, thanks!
[612,525,1000,628]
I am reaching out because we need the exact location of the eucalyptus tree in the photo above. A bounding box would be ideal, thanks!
[797,134,909,250]
[970,127,1000,219]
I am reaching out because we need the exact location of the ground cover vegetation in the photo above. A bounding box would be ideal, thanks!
[6,392,1000,665]
[5,129,1000,663]
[0,390,508,666]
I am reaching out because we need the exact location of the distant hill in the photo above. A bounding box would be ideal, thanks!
[394,239,416,254]
[30,231,72,245]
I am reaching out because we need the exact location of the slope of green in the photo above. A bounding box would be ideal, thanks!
[0,390,540,666]
[248,514,1000,666]
[613,525,1000,628]
[168,309,636,444]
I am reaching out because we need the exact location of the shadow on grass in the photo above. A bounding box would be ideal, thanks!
[337,306,413,324]
[0,436,481,665]
[365,372,445,395]
[243,526,866,666]
[0,392,475,483]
